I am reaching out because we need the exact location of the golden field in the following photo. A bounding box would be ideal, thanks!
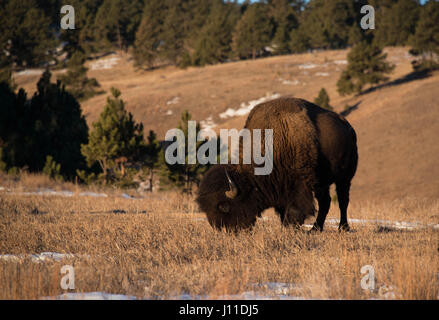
[0,175,438,300]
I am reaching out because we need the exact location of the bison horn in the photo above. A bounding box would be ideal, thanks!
[224,169,238,199]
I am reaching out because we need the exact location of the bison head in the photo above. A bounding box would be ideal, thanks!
[196,165,261,232]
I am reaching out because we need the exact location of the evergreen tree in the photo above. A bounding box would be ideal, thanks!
[141,130,161,192]
[81,88,145,183]
[314,88,333,111]
[0,70,88,178]
[0,148,7,172]
[93,0,144,51]
[58,51,101,101]
[298,0,356,50]
[0,67,16,91]
[375,0,420,47]
[183,0,215,47]
[0,74,28,172]
[269,0,298,54]
[160,110,211,194]
[28,70,89,178]
[60,0,104,56]
[42,155,62,181]
[409,0,439,69]
[192,1,238,66]
[133,0,166,69]
[289,28,310,53]
[232,3,273,59]
[160,0,187,66]
[337,41,395,95]
[0,0,56,68]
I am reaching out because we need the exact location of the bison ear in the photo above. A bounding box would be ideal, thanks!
[224,169,238,199]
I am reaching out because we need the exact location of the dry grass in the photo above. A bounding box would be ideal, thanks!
[1,191,437,300]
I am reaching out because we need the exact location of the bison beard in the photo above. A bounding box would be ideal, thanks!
[196,97,358,232]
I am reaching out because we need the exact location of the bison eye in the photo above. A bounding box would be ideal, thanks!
[218,202,230,214]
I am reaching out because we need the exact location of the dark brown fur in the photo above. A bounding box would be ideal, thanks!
[196,97,358,232]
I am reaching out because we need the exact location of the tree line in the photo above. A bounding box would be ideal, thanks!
[1,0,438,71]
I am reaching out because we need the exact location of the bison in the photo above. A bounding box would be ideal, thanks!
[196,97,358,232]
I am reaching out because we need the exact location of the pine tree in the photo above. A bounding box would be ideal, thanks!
[133,0,166,69]
[269,0,298,54]
[298,0,356,50]
[289,28,310,53]
[42,155,62,181]
[314,88,333,111]
[28,70,89,178]
[142,130,161,192]
[375,0,420,47]
[93,0,144,51]
[0,67,16,91]
[60,0,104,56]
[232,3,273,59]
[409,0,439,70]
[0,0,56,68]
[0,70,88,177]
[183,0,215,47]
[337,41,395,95]
[0,74,28,172]
[81,88,145,183]
[0,148,7,172]
[160,1,187,66]
[58,51,101,101]
[160,110,211,194]
[192,1,238,66]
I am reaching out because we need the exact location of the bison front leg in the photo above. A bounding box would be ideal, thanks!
[282,206,306,228]
[275,206,286,223]
[275,206,301,228]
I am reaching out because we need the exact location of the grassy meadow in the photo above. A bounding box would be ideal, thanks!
[1,174,438,300]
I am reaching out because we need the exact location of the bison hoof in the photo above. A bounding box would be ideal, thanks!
[338,223,351,232]
[310,223,324,233]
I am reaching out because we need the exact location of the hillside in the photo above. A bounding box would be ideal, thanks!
[13,48,439,203]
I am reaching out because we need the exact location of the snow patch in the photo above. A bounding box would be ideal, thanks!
[315,72,330,77]
[279,78,300,86]
[5,189,119,199]
[219,93,281,119]
[323,218,438,231]
[0,252,87,263]
[200,116,217,132]
[166,97,180,105]
[43,292,136,300]
[168,283,306,300]
[14,69,45,77]
[90,57,120,70]
[16,189,74,197]
[333,60,347,65]
[298,63,318,69]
